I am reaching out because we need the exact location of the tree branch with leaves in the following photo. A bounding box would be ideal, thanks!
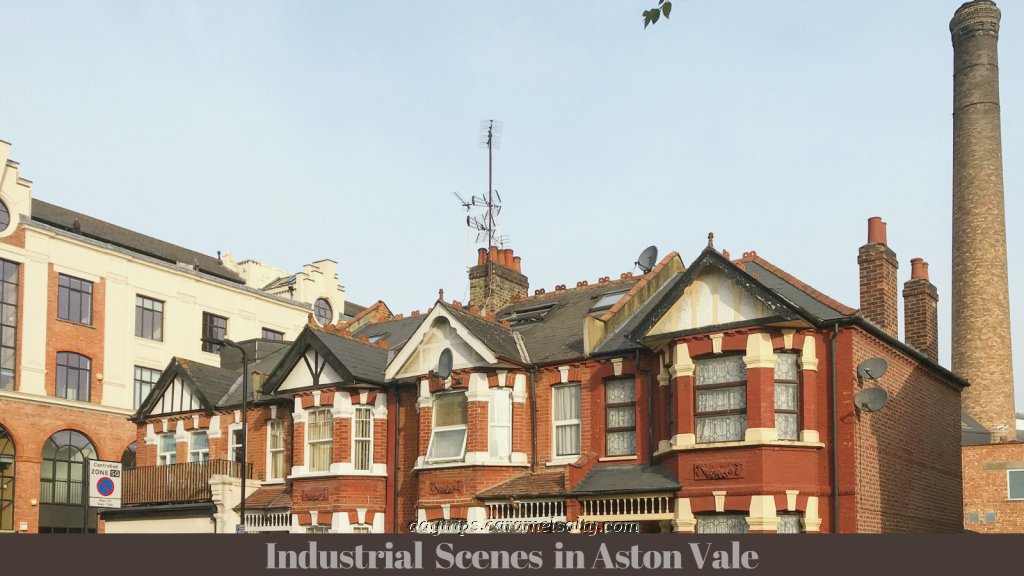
[642,0,672,28]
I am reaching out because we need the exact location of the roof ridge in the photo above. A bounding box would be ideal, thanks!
[599,251,680,322]
[740,253,856,315]
[441,300,514,329]
[510,275,640,304]
[309,320,391,350]
[337,301,388,330]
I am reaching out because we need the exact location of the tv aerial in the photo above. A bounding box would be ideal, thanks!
[454,120,509,269]
[636,246,659,274]
[856,358,889,380]
[854,387,889,413]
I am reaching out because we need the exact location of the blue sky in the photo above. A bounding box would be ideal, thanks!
[1,1,1022,407]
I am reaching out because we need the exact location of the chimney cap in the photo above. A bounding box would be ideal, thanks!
[867,217,887,245]
[910,258,930,280]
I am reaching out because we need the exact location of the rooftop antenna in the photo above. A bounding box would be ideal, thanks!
[477,120,504,250]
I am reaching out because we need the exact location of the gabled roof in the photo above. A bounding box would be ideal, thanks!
[135,358,239,420]
[217,343,294,406]
[475,471,567,500]
[498,278,641,364]
[572,464,681,496]
[31,199,244,284]
[263,325,389,395]
[437,302,524,362]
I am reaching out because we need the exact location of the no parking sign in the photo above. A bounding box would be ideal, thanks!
[87,460,122,508]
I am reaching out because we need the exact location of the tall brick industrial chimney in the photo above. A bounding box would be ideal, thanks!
[950,1,1016,442]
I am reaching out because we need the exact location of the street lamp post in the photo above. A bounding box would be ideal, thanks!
[203,337,248,533]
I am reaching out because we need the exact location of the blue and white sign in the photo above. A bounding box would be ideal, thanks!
[88,460,122,508]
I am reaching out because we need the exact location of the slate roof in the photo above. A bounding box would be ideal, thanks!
[439,302,524,363]
[572,464,681,496]
[217,343,294,407]
[1016,412,1024,420]
[498,278,641,364]
[176,359,240,409]
[344,301,368,318]
[961,411,992,446]
[475,471,567,499]
[31,199,244,284]
[310,328,389,385]
[239,484,292,510]
[740,258,851,321]
[351,314,427,353]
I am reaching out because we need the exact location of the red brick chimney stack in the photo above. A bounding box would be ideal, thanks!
[858,217,900,338]
[469,245,529,314]
[903,258,939,361]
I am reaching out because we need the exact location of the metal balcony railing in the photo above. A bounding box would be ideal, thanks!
[122,460,253,506]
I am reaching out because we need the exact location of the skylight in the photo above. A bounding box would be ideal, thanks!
[500,304,556,326]
[367,334,386,343]
[592,291,627,310]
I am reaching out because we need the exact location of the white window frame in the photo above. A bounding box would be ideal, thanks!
[426,392,469,463]
[189,430,209,463]
[352,406,373,471]
[352,525,372,534]
[157,433,176,466]
[489,388,513,462]
[228,423,245,464]
[1008,469,1024,500]
[306,408,334,473]
[552,383,582,459]
[306,525,330,534]
[266,419,286,481]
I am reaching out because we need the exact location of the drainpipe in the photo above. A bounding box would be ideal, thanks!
[391,383,401,534]
[529,368,538,472]
[636,350,655,463]
[830,324,840,534]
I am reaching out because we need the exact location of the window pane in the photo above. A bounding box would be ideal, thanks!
[606,431,636,456]
[554,385,580,420]
[271,451,285,479]
[606,380,635,404]
[696,386,746,413]
[161,435,176,452]
[489,390,512,424]
[309,442,332,472]
[192,432,209,451]
[696,515,750,534]
[489,426,511,460]
[1010,471,1024,499]
[775,383,798,411]
[696,414,747,443]
[695,356,747,386]
[776,413,798,441]
[428,429,466,460]
[434,393,467,427]
[556,423,581,456]
[607,406,635,429]
[775,353,799,380]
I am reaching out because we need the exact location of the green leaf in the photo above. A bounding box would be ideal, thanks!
[651,9,660,24]
[662,2,672,18]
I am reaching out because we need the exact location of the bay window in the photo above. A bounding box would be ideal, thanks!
[489,388,513,461]
[353,407,373,471]
[427,392,468,462]
[696,514,750,534]
[553,384,581,458]
[774,353,799,440]
[605,378,636,456]
[307,408,333,473]
[694,355,747,443]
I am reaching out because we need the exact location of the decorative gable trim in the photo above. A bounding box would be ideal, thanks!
[384,303,501,380]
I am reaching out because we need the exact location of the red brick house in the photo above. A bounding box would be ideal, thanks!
[107,224,966,534]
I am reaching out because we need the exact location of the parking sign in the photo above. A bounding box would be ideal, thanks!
[88,460,122,508]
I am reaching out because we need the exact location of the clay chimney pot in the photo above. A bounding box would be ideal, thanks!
[910,258,929,280]
[867,217,887,245]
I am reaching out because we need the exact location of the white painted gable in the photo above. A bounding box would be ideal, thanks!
[151,376,204,415]
[647,266,768,337]
[393,316,488,379]
[277,348,347,392]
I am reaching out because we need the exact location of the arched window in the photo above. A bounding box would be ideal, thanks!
[0,201,9,232]
[121,442,137,471]
[0,424,14,531]
[313,299,333,325]
[56,352,91,402]
[40,430,97,505]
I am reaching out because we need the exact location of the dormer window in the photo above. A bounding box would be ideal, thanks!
[427,392,468,462]
[591,291,628,315]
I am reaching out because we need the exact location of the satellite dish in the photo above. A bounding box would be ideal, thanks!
[854,387,889,412]
[437,348,453,380]
[637,246,658,273]
[857,357,889,380]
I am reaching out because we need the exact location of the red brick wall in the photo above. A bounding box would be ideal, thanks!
[0,399,136,533]
[45,264,105,404]
[962,443,1024,533]
[857,243,899,338]
[396,385,420,532]
[846,328,963,532]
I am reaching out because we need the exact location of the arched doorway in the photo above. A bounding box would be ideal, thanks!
[0,424,14,531]
[39,430,98,533]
